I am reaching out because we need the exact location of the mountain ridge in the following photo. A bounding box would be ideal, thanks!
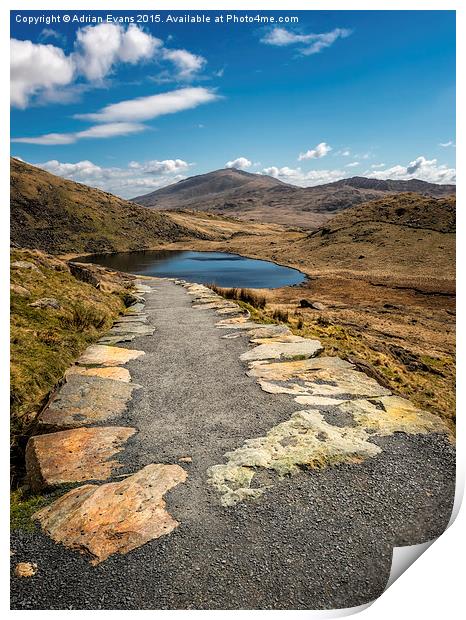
[132,168,455,229]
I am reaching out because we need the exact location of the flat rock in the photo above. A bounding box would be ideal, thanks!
[38,374,139,429]
[126,302,145,314]
[250,334,305,344]
[26,426,136,492]
[29,297,61,309]
[339,396,453,439]
[247,324,291,339]
[134,284,152,293]
[10,283,31,297]
[114,316,148,324]
[77,345,145,366]
[11,260,39,271]
[207,409,381,506]
[240,339,323,362]
[193,301,238,310]
[216,318,260,330]
[33,464,187,565]
[247,356,390,400]
[107,324,154,336]
[65,366,131,383]
[98,334,137,345]
[247,357,353,380]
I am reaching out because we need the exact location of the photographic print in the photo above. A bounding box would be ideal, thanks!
[9,7,456,611]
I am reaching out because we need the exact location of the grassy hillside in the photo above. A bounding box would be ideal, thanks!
[10,249,132,474]
[11,158,297,255]
[10,158,213,254]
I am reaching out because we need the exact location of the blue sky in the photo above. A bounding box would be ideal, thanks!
[10,10,456,197]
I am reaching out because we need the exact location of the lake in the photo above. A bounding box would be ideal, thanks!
[77,250,306,289]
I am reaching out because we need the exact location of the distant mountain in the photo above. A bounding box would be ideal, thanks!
[132,169,455,229]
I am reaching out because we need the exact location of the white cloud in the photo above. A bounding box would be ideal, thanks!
[439,140,455,148]
[162,48,206,80]
[261,27,352,56]
[345,161,359,168]
[298,142,332,161]
[371,163,385,169]
[73,23,161,81]
[76,87,219,123]
[11,24,209,108]
[225,157,252,170]
[12,122,146,145]
[39,28,67,45]
[262,165,345,186]
[365,156,456,184]
[128,159,190,174]
[11,38,74,108]
[35,158,192,197]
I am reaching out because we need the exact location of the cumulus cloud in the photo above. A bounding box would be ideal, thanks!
[11,23,208,108]
[225,157,252,170]
[298,142,332,161]
[73,23,161,81]
[35,158,192,197]
[162,48,206,80]
[262,165,345,186]
[365,156,456,184]
[11,122,146,145]
[345,161,359,168]
[11,38,74,108]
[75,87,219,123]
[261,27,352,56]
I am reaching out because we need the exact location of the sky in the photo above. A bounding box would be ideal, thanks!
[10,10,456,198]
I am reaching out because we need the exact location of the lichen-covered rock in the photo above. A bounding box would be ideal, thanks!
[33,464,187,564]
[10,283,31,297]
[338,397,453,439]
[29,297,61,309]
[25,426,136,492]
[207,410,381,506]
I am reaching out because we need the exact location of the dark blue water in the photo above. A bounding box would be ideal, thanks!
[78,250,305,289]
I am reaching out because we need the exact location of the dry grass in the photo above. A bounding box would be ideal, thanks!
[208,284,267,309]
[10,249,127,484]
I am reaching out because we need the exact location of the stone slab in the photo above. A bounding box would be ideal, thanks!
[38,374,139,429]
[77,345,145,366]
[26,426,136,492]
[98,334,137,345]
[240,339,323,362]
[65,366,131,383]
[33,464,187,565]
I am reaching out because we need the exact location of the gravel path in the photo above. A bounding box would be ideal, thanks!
[11,279,455,610]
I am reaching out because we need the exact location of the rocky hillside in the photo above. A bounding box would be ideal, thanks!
[132,169,455,229]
